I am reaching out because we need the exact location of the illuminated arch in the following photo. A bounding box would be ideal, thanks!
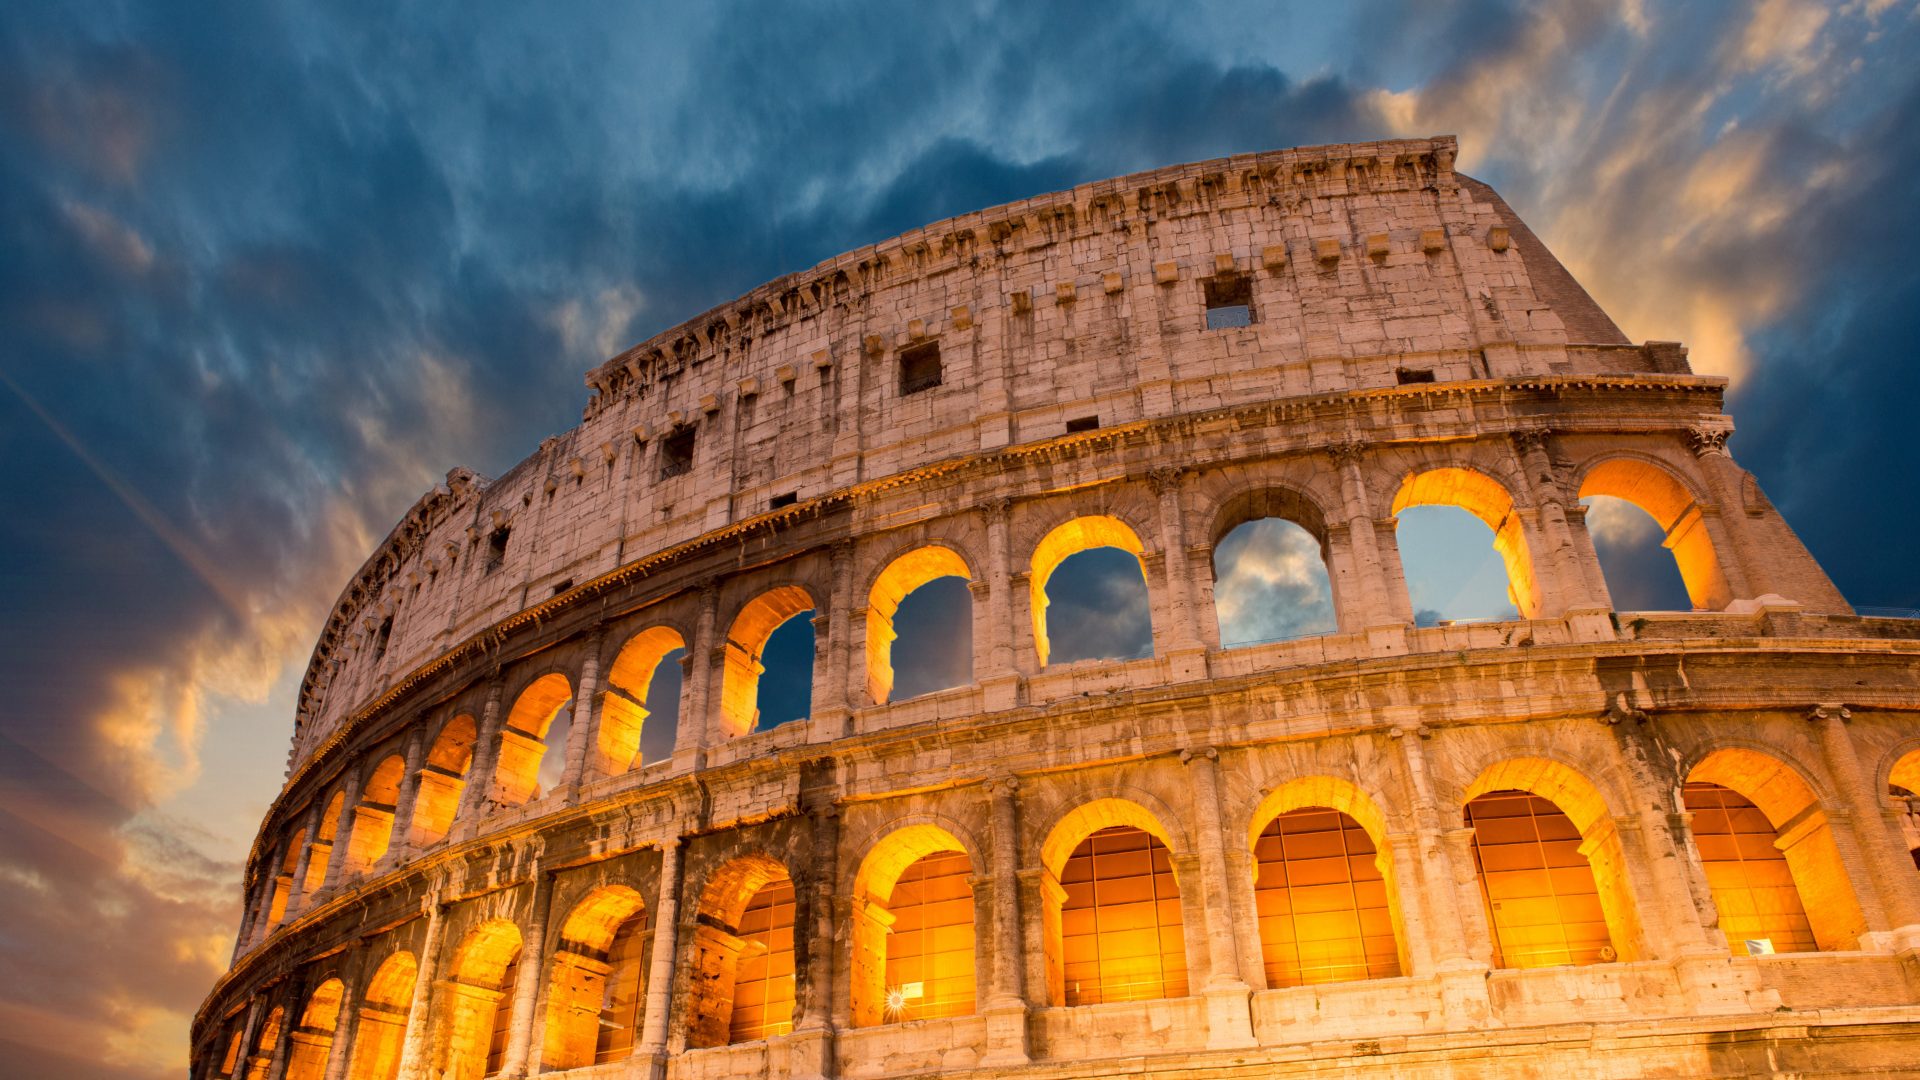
[345,755,405,873]
[1391,466,1541,619]
[543,885,649,1069]
[602,626,686,774]
[866,545,974,705]
[1687,747,1865,952]
[495,673,573,806]
[245,1005,285,1080]
[267,830,303,927]
[849,824,977,1027]
[1038,798,1188,1006]
[1887,746,1920,796]
[717,586,815,738]
[687,853,796,1047]
[437,920,524,1080]
[344,951,416,1080]
[410,714,476,846]
[284,978,343,1080]
[1578,456,1730,610]
[1462,758,1637,968]
[1209,487,1339,645]
[303,791,345,895]
[1246,777,1407,986]
[1029,515,1151,667]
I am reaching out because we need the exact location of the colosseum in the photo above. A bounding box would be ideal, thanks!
[195,134,1920,1080]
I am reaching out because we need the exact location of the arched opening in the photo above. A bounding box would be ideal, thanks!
[1040,799,1188,1006]
[1247,778,1404,987]
[345,755,405,873]
[219,1026,244,1079]
[1392,467,1537,624]
[1030,516,1153,667]
[304,791,345,894]
[717,586,815,738]
[1891,749,1920,870]
[344,952,416,1080]
[436,920,523,1080]
[602,627,687,774]
[410,715,476,846]
[245,1006,284,1080]
[1211,494,1337,646]
[284,978,343,1080]
[494,674,573,807]
[849,825,977,1027]
[686,855,796,1048]
[1464,789,1617,968]
[268,830,303,926]
[866,546,974,704]
[1689,748,1866,952]
[1579,458,1730,611]
[541,885,649,1070]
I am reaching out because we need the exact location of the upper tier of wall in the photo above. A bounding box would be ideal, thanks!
[289,134,1663,770]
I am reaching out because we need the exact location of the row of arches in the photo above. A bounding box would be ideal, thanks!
[218,738,1910,1079]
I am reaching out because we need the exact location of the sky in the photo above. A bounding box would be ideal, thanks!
[3,1,1918,1075]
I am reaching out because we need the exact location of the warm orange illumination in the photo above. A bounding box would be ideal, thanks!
[1392,467,1539,618]
[494,674,572,806]
[1684,781,1816,955]
[410,714,476,846]
[304,791,344,894]
[244,1006,285,1080]
[729,879,797,1043]
[1254,807,1401,987]
[866,545,972,704]
[284,978,342,1080]
[602,626,685,773]
[717,586,815,738]
[1059,825,1188,1006]
[882,851,977,1021]
[1466,791,1613,968]
[1029,515,1150,667]
[345,952,415,1080]
[1579,457,1730,610]
[268,830,302,926]
[541,885,649,1070]
[434,921,522,1080]
[345,755,405,873]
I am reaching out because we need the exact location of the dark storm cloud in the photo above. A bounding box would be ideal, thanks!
[4,1,1917,1074]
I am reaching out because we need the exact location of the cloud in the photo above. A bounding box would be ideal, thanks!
[1213,518,1337,646]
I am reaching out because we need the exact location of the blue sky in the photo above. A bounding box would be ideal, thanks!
[3,2,1918,1074]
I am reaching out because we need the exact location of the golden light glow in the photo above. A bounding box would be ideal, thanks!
[687,855,794,1049]
[879,850,976,1021]
[541,884,649,1070]
[345,754,404,873]
[345,952,416,1080]
[718,586,814,738]
[303,791,344,894]
[1466,791,1613,969]
[602,626,685,773]
[1058,825,1188,1006]
[866,545,972,704]
[283,978,342,1080]
[1579,457,1729,610]
[1254,807,1401,987]
[410,715,476,846]
[433,921,521,1080]
[1392,467,1539,619]
[1684,781,1816,955]
[1028,515,1149,667]
[494,674,572,806]
[729,879,796,1043]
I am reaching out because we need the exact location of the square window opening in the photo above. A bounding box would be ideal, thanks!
[659,428,696,479]
[1203,275,1255,330]
[485,527,510,574]
[900,341,942,396]
[769,491,798,510]
[1065,415,1100,434]
[1396,368,1436,385]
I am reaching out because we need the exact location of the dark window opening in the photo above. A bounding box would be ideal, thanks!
[372,616,393,660]
[900,341,942,395]
[769,491,798,510]
[659,428,695,479]
[1396,368,1436,385]
[551,579,573,596]
[1203,275,1254,330]
[1065,415,1100,434]
[485,527,511,574]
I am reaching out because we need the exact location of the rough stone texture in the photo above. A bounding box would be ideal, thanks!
[197,136,1920,1080]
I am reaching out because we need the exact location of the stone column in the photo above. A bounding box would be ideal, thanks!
[395,891,446,1080]
[264,985,296,1080]
[385,727,429,866]
[1600,706,1723,956]
[319,762,365,895]
[236,873,271,956]
[788,801,839,1080]
[674,585,720,763]
[285,801,326,916]
[814,540,857,737]
[635,838,684,1080]
[978,497,1022,710]
[1180,748,1255,1048]
[1511,428,1602,617]
[1328,441,1412,631]
[454,678,507,826]
[560,625,606,796]
[320,951,363,1080]
[499,865,556,1078]
[1149,467,1206,665]
[1391,727,1477,969]
[235,998,266,1080]
[1812,704,1920,935]
[980,777,1030,1066]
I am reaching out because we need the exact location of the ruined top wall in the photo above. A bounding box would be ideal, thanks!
[289,134,1666,770]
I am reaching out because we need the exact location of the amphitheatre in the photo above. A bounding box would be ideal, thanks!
[196,135,1920,1079]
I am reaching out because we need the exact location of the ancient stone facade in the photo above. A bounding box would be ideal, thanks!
[196,136,1920,1080]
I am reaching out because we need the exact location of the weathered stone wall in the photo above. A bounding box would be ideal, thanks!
[198,138,1920,1080]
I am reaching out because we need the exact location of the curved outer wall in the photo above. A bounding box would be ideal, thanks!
[198,136,1920,1080]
